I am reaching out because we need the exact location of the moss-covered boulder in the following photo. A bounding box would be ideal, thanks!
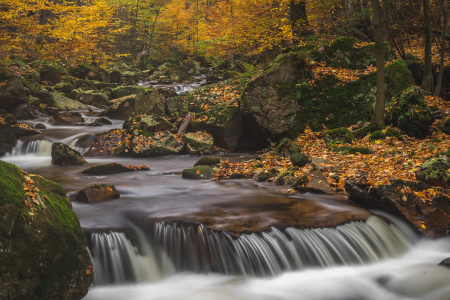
[75,184,120,203]
[124,114,174,133]
[0,122,16,156]
[68,65,91,79]
[290,152,310,167]
[0,78,27,110]
[166,96,187,118]
[12,124,42,137]
[51,142,87,165]
[43,91,87,110]
[194,156,221,166]
[183,131,214,155]
[369,128,403,141]
[274,170,297,185]
[54,82,74,93]
[127,130,184,157]
[323,127,356,147]
[75,90,109,106]
[0,160,93,299]
[135,88,166,116]
[273,138,301,157]
[83,129,127,157]
[48,111,86,126]
[82,163,134,175]
[386,86,434,138]
[106,95,135,120]
[39,64,63,85]
[111,85,145,100]
[182,165,215,179]
[416,158,450,189]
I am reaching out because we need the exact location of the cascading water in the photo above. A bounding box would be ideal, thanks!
[87,216,416,286]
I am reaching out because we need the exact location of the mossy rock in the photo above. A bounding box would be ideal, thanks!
[194,156,221,166]
[421,157,450,170]
[0,160,93,299]
[369,128,403,141]
[51,142,87,165]
[273,138,301,157]
[274,170,297,185]
[332,146,373,155]
[251,162,265,168]
[310,37,360,69]
[43,92,87,110]
[129,130,184,157]
[182,165,215,179]
[290,153,310,167]
[183,131,214,155]
[75,90,109,106]
[68,64,91,79]
[106,96,135,120]
[82,163,133,175]
[416,158,450,188]
[323,127,356,147]
[111,86,145,100]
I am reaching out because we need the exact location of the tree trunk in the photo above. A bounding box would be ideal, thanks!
[422,0,433,93]
[435,0,448,96]
[373,0,386,128]
[290,0,308,37]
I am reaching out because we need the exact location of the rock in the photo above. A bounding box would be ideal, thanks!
[274,170,297,185]
[415,157,450,189]
[68,65,91,79]
[110,70,121,84]
[55,82,74,93]
[344,179,450,238]
[293,168,334,194]
[106,96,135,119]
[256,174,269,182]
[111,85,145,100]
[311,157,334,171]
[87,122,103,127]
[230,172,244,179]
[0,78,27,110]
[51,142,87,165]
[0,122,16,156]
[94,117,113,125]
[83,129,127,156]
[82,163,149,175]
[6,103,41,120]
[273,138,301,157]
[135,88,166,116]
[0,160,93,299]
[128,131,184,157]
[75,184,120,203]
[194,156,221,166]
[34,123,46,129]
[439,258,450,268]
[386,87,434,139]
[43,91,88,110]
[182,165,215,179]
[124,114,174,132]
[369,128,403,141]
[183,131,214,155]
[48,111,85,125]
[75,90,109,106]
[323,127,356,147]
[0,109,16,125]
[39,65,62,84]
[12,124,42,137]
[166,95,187,118]
[290,152,310,167]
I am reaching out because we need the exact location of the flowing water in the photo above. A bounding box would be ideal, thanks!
[2,113,450,300]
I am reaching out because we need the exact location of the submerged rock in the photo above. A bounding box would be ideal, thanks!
[182,165,215,179]
[75,184,120,203]
[82,163,149,175]
[194,156,221,166]
[345,179,450,238]
[0,160,93,299]
[51,142,87,165]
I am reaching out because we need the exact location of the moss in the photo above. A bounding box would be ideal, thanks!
[137,130,155,137]
[323,127,356,147]
[273,138,301,157]
[384,60,415,98]
[143,88,154,96]
[290,153,310,167]
[194,156,221,166]
[182,165,215,179]
[0,161,26,206]
[20,77,41,94]
[251,162,265,168]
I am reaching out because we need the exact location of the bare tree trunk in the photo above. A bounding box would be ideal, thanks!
[422,0,433,93]
[290,0,308,37]
[373,0,386,128]
[435,0,448,96]
[178,113,191,135]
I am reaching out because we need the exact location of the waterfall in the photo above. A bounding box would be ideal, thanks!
[87,216,416,285]
[5,139,53,156]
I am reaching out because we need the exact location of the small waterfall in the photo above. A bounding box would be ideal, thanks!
[6,139,53,156]
[86,216,416,285]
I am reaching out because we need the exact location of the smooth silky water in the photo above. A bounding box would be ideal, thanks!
[2,115,450,300]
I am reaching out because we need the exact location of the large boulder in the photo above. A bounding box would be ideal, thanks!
[75,184,120,203]
[293,168,334,194]
[48,111,86,125]
[124,114,174,133]
[323,127,356,147]
[68,65,91,79]
[75,90,109,106]
[166,95,187,118]
[183,131,214,155]
[12,124,42,137]
[42,91,87,110]
[111,85,145,100]
[0,160,93,299]
[83,129,127,157]
[386,86,434,138]
[126,131,184,157]
[0,122,16,156]
[39,65,62,85]
[0,78,27,110]
[51,142,87,165]
[82,163,148,175]
[415,157,450,189]
[345,179,450,238]
[135,88,166,116]
[106,95,135,119]
[194,156,221,166]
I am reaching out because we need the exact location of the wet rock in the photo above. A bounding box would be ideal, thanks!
[182,165,215,179]
[0,109,16,125]
[75,184,120,203]
[415,157,450,189]
[87,122,103,127]
[274,170,297,185]
[12,125,41,137]
[75,90,109,106]
[323,127,356,147]
[194,156,221,166]
[135,88,166,116]
[34,123,46,129]
[82,163,149,175]
[256,174,269,182]
[293,168,334,194]
[106,96,135,119]
[230,172,244,179]
[84,129,127,156]
[94,117,113,125]
[0,160,93,299]
[183,131,214,155]
[128,131,184,157]
[0,78,27,110]
[43,91,88,110]
[124,114,174,133]
[51,142,87,165]
[290,153,310,167]
[111,85,145,100]
[166,96,187,118]
[9,103,43,120]
[48,111,85,126]
[39,65,62,85]
[0,122,16,156]
[439,258,450,268]
[273,138,301,157]
[345,179,450,238]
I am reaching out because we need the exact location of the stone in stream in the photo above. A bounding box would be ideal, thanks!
[51,142,87,165]
[48,111,86,126]
[106,95,135,119]
[274,170,297,185]
[0,122,17,156]
[439,258,450,268]
[94,117,113,125]
[194,156,221,166]
[183,131,214,155]
[415,157,450,189]
[182,165,215,179]
[82,163,149,175]
[345,179,450,238]
[75,184,120,203]
[125,130,184,157]
[12,124,42,137]
[75,90,109,106]
[123,114,174,133]
[34,123,47,129]
[83,129,127,157]
[0,160,93,299]
[134,88,166,116]
[42,91,88,110]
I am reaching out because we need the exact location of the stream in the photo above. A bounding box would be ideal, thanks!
[2,110,450,300]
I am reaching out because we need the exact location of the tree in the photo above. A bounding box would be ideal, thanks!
[435,0,448,96]
[290,0,308,37]
[422,0,433,93]
[372,0,386,128]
